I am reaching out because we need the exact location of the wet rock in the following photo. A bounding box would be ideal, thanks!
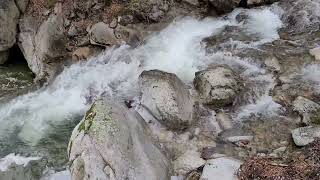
[291,126,320,146]
[194,65,243,107]
[173,150,205,175]
[139,70,194,130]
[0,0,20,64]
[310,47,320,61]
[68,99,171,180]
[201,147,216,160]
[293,96,320,125]
[114,25,142,47]
[89,22,119,46]
[200,157,242,180]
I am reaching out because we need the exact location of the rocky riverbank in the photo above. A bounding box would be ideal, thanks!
[1,0,320,180]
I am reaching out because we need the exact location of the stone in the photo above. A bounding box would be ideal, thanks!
[226,136,253,143]
[194,65,242,107]
[216,112,233,130]
[265,57,281,73]
[173,150,205,175]
[139,70,194,130]
[200,157,242,180]
[89,22,119,46]
[114,25,142,47]
[72,47,92,61]
[0,0,20,63]
[67,24,78,37]
[128,0,170,22]
[208,0,278,13]
[291,126,320,146]
[19,13,67,80]
[310,47,320,61]
[292,96,320,124]
[68,99,171,180]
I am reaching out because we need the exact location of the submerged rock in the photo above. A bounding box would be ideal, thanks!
[194,65,242,108]
[139,70,194,130]
[291,126,320,146]
[68,99,171,180]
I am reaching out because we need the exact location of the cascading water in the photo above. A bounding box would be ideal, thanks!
[0,5,287,177]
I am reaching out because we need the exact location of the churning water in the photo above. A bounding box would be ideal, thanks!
[0,6,285,172]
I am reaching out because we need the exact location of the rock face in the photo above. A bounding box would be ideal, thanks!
[0,0,21,64]
[139,70,194,130]
[128,0,170,22]
[68,99,171,180]
[291,126,320,146]
[194,65,242,107]
[19,9,67,80]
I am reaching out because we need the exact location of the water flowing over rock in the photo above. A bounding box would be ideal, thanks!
[68,99,171,180]
[194,65,243,107]
[0,0,20,64]
[139,70,194,130]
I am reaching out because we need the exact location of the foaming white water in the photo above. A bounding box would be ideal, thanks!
[0,154,41,171]
[0,7,283,145]
[302,64,320,91]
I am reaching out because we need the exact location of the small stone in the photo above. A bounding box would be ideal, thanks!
[173,150,205,175]
[109,18,118,29]
[293,96,320,124]
[68,25,78,37]
[64,19,71,27]
[226,136,253,143]
[265,57,281,72]
[201,147,215,160]
[310,47,320,60]
[291,126,320,146]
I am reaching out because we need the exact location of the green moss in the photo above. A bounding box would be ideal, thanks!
[77,103,97,133]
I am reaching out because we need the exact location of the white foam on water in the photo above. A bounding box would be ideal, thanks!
[0,153,41,171]
[0,7,283,145]
[302,64,320,88]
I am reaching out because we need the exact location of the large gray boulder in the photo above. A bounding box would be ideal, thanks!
[68,99,171,180]
[19,8,67,80]
[194,65,242,107]
[0,0,20,64]
[139,70,194,130]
